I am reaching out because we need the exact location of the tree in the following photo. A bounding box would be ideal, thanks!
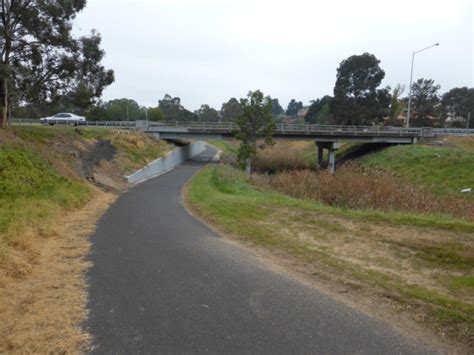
[220,97,242,121]
[388,84,405,120]
[86,102,108,121]
[235,90,275,173]
[441,87,474,127]
[315,103,331,124]
[304,96,332,124]
[330,53,390,125]
[286,99,303,116]
[270,98,284,118]
[147,107,164,121]
[103,99,143,121]
[410,78,441,126]
[158,94,196,121]
[0,1,114,128]
[195,104,219,122]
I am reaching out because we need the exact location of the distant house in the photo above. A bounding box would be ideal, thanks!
[445,112,467,127]
[382,114,406,126]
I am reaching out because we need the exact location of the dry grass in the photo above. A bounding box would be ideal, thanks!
[210,140,316,173]
[0,189,116,353]
[0,126,172,353]
[446,136,474,153]
[108,130,172,173]
[253,164,474,221]
[254,141,314,173]
[187,165,474,349]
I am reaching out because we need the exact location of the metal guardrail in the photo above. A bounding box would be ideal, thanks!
[10,118,474,137]
[147,121,429,137]
[433,128,474,136]
[10,118,137,128]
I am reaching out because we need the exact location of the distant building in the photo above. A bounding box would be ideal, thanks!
[445,112,467,127]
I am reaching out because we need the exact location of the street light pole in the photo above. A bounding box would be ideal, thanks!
[406,42,439,128]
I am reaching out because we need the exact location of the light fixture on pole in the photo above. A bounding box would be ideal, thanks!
[406,42,439,128]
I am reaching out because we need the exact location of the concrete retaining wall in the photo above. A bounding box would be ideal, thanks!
[126,141,206,184]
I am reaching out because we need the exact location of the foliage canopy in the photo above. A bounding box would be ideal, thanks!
[331,53,390,125]
[235,90,275,173]
[0,0,114,127]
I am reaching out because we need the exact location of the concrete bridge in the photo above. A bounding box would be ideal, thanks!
[143,121,434,173]
[12,118,474,173]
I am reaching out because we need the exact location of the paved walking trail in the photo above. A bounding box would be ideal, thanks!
[87,146,431,354]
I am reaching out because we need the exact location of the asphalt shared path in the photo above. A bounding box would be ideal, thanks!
[87,146,432,354]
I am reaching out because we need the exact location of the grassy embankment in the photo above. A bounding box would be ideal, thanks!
[360,138,474,197]
[190,138,474,347]
[0,126,171,266]
[0,125,172,352]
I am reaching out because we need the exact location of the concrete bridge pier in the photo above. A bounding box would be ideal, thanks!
[316,142,341,174]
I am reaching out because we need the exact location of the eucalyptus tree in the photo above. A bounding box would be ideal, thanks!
[196,104,219,122]
[0,0,114,128]
[441,87,473,124]
[410,78,440,125]
[286,99,303,116]
[220,97,242,121]
[305,95,332,124]
[331,53,390,125]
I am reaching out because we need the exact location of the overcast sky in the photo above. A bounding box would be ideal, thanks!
[75,0,473,110]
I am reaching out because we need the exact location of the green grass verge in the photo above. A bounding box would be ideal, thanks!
[187,164,474,342]
[0,146,91,259]
[208,140,239,155]
[10,125,113,142]
[361,144,474,197]
[192,165,474,233]
[1,126,172,260]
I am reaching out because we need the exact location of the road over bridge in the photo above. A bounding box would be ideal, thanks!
[145,121,433,142]
[12,118,474,172]
[145,122,436,172]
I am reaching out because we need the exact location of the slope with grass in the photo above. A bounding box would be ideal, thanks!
[187,165,473,349]
[0,126,172,265]
[0,125,172,353]
[189,138,474,350]
[360,138,474,197]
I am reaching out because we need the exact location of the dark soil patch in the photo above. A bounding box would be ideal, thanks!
[81,140,116,179]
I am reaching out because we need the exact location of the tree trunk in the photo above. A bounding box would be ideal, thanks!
[0,77,8,128]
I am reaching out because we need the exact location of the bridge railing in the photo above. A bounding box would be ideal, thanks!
[433,128,474,136]
[9,118,474,137]
[10,118,137,128]
[150,121,427,137]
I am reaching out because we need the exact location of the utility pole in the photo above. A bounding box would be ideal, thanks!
[406,43,439,127]
[126,103,129,121]
[467,112,471,129]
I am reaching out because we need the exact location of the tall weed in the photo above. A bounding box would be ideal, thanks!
[253,164,474,221]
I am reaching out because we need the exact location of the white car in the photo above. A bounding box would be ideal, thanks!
[41,112,86,125]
